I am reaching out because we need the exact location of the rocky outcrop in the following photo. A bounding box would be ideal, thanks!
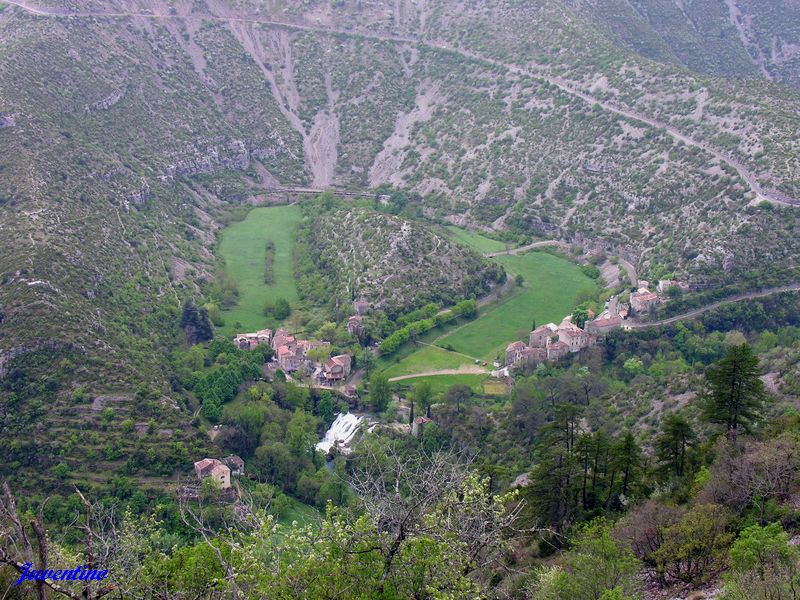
[84,88,125,113]
[0,340,77,379]
[128,178,150,206]
[169,139,251,178]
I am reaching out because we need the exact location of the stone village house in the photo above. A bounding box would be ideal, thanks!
[193,458,231,489]
[234,329,272,350]
[630,287,661,315]
[319,354,352,383]
[507,318,603,368]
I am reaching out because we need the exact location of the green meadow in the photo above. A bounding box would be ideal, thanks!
[437,252,596,360]
[444,225,508,254]
[218,205,301,335]
[383,251,597,375]
[382,345,477,379]
[392,373,493,396]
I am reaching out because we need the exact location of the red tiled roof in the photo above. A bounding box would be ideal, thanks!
[592,316,623,328]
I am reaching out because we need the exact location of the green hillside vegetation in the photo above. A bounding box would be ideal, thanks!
[217,205,301,335]
[3,0,800,413]
[3,0,800,594]
[8,293,800,597]
[294,206,506,317]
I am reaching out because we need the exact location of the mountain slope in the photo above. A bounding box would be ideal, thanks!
[0,0,799,488]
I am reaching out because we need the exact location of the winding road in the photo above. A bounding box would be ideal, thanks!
[4,0,798,208]
[625,283,800,329]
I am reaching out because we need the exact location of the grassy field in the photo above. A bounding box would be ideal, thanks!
[382,345,476,378]
[434,252,596,360]
[382,251,596,372]
[445,225,508,254]
[392,373,494,395]
[218,205,301,335]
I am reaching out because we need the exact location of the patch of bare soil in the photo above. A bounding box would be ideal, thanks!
[599,259,621,287]
[170,256,192,281]
[90,394,129,411]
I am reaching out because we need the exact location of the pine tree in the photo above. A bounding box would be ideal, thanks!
[702,343,766,437]
[180,298,197,329]
[180,299,212,344]
[610,431,641,502]
[195,306,214,342]
[525,403,583,531]
[656,414,694,477]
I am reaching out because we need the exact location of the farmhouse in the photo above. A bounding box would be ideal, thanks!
[193,458,231,489]
[277,344,304,372]
[352,299,371,315]
[556,324,591,353]
[630,288,660,314]
[657,280,690,294]
[520,346,547,365]
[347,315,364,337]
[505,341,527,366]
[546,340,570,361]
[233,329,272,350]
[585,315,623,335]
[321,354,352,382]
[529,324,558,348]
[271,328,296,352]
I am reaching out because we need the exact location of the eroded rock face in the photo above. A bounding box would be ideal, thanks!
[0,340,69,378]
[169,139,253,178]
[129,178,150,206]
[84,88,125,113]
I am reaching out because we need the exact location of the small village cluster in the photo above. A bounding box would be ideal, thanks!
[504,281,682,369]
[233,299,371,385]
[234,327,353,383]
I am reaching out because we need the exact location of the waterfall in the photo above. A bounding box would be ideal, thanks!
[316,412,364,454]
